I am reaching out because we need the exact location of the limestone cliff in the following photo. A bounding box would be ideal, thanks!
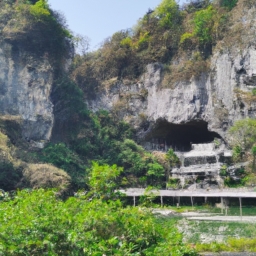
[1,0,255,149]
[0,42,54,144]
[86,3,256,145]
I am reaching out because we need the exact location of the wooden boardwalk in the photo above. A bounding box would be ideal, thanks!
[119,188,256,198]
[119,188,256,216]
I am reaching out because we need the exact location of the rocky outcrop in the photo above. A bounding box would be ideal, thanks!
[86,46,256,142]
[0,42,54,143]
[86,2,256,143]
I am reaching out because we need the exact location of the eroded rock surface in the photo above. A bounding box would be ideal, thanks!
[0,42,54,142]
[87,47,256,142]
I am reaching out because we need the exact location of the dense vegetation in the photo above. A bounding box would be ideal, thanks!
[0,0,253,192]
[222,118,256,187]
[71,0,239,92]
[0,0,72,68]
[33,74,168,190]
[0,166,197,256]
[0,0,252,191]
[0,0,256,254]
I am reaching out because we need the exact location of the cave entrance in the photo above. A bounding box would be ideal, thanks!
[146,120,221,152]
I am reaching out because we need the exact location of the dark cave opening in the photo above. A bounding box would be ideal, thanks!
[146,120,222,152]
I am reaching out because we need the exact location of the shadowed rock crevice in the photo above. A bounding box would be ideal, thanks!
[145,120,222,152]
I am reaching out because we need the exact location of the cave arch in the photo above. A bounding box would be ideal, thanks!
[145,120,222,152]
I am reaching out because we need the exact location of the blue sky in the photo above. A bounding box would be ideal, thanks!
[48,0,187,50]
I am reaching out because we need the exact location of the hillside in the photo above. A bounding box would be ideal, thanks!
[1,0,256,255]
[0,0,255,191]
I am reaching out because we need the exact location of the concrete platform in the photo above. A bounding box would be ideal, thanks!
[187,216,256,222]
[119,188,256,198]
[201,253,256,256]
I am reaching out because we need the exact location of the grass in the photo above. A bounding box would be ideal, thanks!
[145,202,256,252]
[141,201,256,252]
[178,217,256,252]
[162,205,213,213]
[190,220,256,239]
[173,205,256,252]
[196,237,256,253]
[174,205,256,215]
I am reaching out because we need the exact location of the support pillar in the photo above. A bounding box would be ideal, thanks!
[160,196,163,208]
[239,197,242,219]
[221,197,223,214]
[133,196,136,207]
[177,196,180,208]
[225,198,228,216]
[191,196,194,208]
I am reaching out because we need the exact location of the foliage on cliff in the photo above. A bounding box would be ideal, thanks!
[226,118,256,186]
[71,0,241,92]
[32,77,165,189]
[0,78,167,191]
[0,0,72,66]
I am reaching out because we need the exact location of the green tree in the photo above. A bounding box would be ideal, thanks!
[193,5,216,45]
[29,0,50,20]
[220,0,238,10]
[228,118,256,152]
[165,148,180,185]
[88,162,123,199]
[232,145,243,162]
[146,162,165,185]
[252,146,256,172]
[153,0,181,28]
[0,189,197,255]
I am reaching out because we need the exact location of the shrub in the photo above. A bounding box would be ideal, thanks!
[166,177,179,189]
[180,32,194,48]
[220,0,238,10]
[0,161,22,191]
[0,189,197,255]
[120,36,133,48]
[228,118,256,152]
[220,164,227,176]
[2,0,72,66]
[153,0,182,29]
[87,162,123,199]
[39,143,86,189]
[29,0,51,20]
[193,5,216,45]
[22,163,71,190]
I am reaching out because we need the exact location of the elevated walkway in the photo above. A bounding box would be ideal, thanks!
[119,188,256,198]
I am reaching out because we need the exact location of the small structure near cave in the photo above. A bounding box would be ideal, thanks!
[142,119,245,189]
[172,142,231,189]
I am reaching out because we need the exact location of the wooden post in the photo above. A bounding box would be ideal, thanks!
[225,198,227,216]
[205,197,207,203]
[172,196,174,206]
[191,196,194,208]
[133,196,136,207]
[221,197,223,214]
[161,196,163,208]
[239,197,242,219]
[176,196,180,208]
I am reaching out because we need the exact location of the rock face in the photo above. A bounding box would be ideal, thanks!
[0,42,54,142]
[87,47,256,142]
